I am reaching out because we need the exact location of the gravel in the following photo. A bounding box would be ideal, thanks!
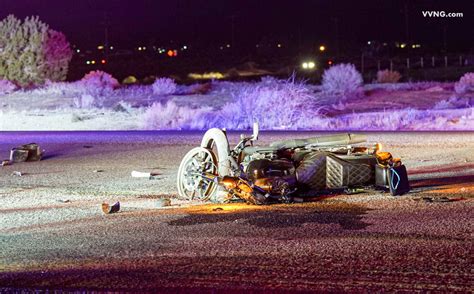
[0,131,473,292]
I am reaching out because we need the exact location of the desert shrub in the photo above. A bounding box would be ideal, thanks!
[152,77,176,95]
[79,70,119,94]
[0,15,72,86]
[114,84,153,99]
[187,82,212,95]
[213,77,321,129]
[364,81,451,92]
[454,72,474,94]
[32,80,82,96]
[73,94,96,109]
[141,101,211,130]
[322,63,363,95]
[0,79,17,95]
[376,70,401,83]
[434,96,471,110]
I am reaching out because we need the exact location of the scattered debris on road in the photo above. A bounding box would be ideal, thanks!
[11,171,23,177]
[102,201,120,214]
[56,199,71,203]
[414,196,465,203]
[1,159,12,166]
[131,170,159,179]
[93,169,104,173]
[9,143,43,163]
[10,148,29,162]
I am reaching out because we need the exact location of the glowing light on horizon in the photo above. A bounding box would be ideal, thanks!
[302,61,315,69]
[188,72,225,80]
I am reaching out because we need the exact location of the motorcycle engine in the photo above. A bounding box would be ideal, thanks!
[246,159,295,181]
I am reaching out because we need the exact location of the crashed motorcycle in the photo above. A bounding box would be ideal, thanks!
[177,124,410,204]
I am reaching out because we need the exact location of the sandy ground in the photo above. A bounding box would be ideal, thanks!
[0,131,473,292]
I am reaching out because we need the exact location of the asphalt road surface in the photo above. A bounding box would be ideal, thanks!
[0,131,473,292]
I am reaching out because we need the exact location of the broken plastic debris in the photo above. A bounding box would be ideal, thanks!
[131,170,151,178]
[419,197,454,203]
[10,148,29,163]
[1,160,11,166]
[131,170,159,179]
[102,201,120,214]
[57,199,71,203]
[21,143,43,161]
[12,171,22,177]
[93,169,104,173]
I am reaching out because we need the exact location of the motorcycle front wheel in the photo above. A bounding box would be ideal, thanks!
[177,147,218,201]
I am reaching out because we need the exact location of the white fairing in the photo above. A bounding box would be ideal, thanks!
[200,128,232,176]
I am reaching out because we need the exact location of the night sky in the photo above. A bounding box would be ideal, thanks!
[0,0,472,50]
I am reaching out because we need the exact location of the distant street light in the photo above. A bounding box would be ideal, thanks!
[302,61,316,70]
[319,45,326,52]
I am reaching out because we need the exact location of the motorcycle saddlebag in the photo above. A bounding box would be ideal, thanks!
[326,155,373,189]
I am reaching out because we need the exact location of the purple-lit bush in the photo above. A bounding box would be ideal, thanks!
[209,77,322,129]
[140,76,324,130]
[454,72,474,94]
[73,94,96,109]
[322,63,363,96]
[0,15,72,86]
[152,78,177,96]
[0,79,17,95]
[376,70,401,83]
[42,29,73,82]
[80,70,119,94]
[35,80,81,96]
[434,96,471,110]
[141,101,211,130]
